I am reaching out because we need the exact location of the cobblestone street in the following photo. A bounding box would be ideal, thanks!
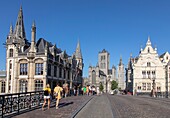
[108,94,170,118]
[11,94,170,118]
[75,94,170,118]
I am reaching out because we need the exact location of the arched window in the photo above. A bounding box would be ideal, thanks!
[19,80,28,92]
[92,70,96,84]
[35,80,43,91]
[9,49,13,57]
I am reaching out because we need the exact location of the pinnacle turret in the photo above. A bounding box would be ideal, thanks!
[146,36,151,46]
[9,24,13,34]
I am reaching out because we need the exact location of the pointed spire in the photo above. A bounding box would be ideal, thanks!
[14,6,26,39]
[32,20,36,27]
[146,36,151,46]
[9,24,13,34]
[75,39,82,59]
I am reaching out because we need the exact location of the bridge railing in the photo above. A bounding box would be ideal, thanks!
[0,91,44,118]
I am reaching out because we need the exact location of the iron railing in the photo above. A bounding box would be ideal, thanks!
[0,91,44,118]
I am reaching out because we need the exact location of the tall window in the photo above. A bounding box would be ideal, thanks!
[19,80,27,92]
[48,64,51,76]
[35,80,43,91]
[148,48,150,53]
[59,67,62,78]
[92,70,96,84]
[152,71,156,78]
[142,71,146,78]
[35,63,43,75]
[20,63,28,75]
[67,70,70,80]
[147,71,150,78]
[10,63,12,69]
[9,49,13,57]
[147,83,151,90]
[147,62,151,67]
[142,83,146,90]
[1,81,5,93]
[54,66,57,77]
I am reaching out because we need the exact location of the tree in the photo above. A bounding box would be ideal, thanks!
[111,80,118,90]
[99,83,104,92]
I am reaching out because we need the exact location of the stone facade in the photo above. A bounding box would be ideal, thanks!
[0,70,6,94]
[4,7,83,94]
[126,37,170,96]
[87,49,125,93]
[117,57,125,90]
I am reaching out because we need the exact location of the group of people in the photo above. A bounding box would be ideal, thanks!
[42,84,96,110]
[42,83,63,110]
[82,85,96,96]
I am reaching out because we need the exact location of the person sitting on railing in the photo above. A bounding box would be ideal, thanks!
[42,84,51,110]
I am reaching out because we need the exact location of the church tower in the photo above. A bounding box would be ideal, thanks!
[75,40,83,70]
[98,49,110,75]
[117,56,125,90]
[6,6,27,93]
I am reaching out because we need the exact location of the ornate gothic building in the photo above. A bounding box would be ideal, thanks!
[3,7,83,93]
[87,49,125,93]
[126,37,170,96]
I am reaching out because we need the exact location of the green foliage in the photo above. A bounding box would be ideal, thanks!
[99,83,104,92]
[111,80,118,90]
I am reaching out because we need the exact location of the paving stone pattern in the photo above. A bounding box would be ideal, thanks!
[13,95,93,118]
[108,95,170,118]
[75,95,114,118]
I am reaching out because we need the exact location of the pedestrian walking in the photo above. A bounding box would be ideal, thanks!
[83,86,86,95]
[42,84,51,110]
[73,86,77,96]
[86,85,89,96]
[54,83,63,109]
[63,82,69,98]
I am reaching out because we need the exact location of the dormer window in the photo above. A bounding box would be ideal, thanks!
[148,48,150,53]
[166,56,168,60]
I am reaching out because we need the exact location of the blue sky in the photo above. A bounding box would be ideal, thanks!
[1,0,170,77]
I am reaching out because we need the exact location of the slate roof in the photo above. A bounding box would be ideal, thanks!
[159,52,166,58]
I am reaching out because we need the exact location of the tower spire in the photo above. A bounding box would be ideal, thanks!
[14,6,26,39]
[75,39,82,59]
